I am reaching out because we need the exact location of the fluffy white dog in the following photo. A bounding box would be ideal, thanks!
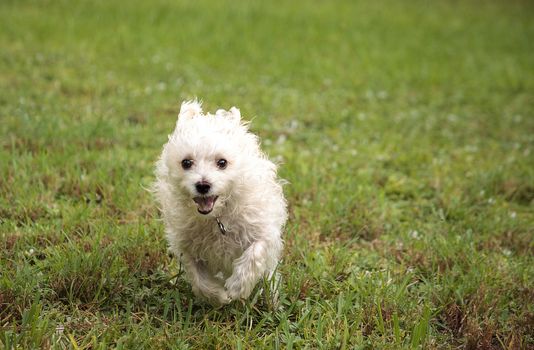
[154,101,287,305]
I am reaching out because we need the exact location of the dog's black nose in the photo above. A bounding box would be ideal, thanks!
[195,182,211,194]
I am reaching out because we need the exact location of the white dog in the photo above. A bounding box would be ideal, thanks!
[154,101,287,305]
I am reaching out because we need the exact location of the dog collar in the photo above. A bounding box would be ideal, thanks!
[216,217,227,235]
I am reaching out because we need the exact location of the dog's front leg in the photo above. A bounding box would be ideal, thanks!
[181,254,231,305]
[225,239,280,301]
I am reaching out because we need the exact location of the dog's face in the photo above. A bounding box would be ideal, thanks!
[162,101,259,215]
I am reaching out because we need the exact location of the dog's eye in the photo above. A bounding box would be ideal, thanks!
[181,159,193,170]
[216,159,227,169]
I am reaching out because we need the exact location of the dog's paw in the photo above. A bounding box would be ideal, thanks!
[192,285,231,306]
[212,290,232,306]
[225,274,251,301]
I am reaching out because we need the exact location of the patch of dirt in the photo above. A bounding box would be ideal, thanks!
[0,205,51,226]
[499,180,534,206]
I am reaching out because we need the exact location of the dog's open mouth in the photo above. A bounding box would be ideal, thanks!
[193,196,218,215]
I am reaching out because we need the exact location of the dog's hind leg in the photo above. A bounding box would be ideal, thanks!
[181,254,230,306]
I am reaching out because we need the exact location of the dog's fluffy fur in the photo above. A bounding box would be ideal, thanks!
[154,101,287,305]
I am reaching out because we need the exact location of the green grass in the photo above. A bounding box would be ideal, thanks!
[1,0,533,348]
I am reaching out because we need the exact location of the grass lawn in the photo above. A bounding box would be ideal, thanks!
[1,0,533,348]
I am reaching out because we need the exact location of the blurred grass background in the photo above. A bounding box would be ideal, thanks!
[1,0,533,348]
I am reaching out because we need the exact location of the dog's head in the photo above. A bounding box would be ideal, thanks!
[160,101,260,215]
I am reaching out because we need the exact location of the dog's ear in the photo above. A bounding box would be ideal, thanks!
[215,107,241,125]
[229,107,241,122]
[178,100,202,122]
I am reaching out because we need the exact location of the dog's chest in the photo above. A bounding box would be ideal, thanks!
[182,218,249,273]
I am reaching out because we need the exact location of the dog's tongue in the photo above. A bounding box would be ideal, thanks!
[193,196,217,214]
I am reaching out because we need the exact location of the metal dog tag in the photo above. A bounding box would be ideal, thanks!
[216,217,227,235]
